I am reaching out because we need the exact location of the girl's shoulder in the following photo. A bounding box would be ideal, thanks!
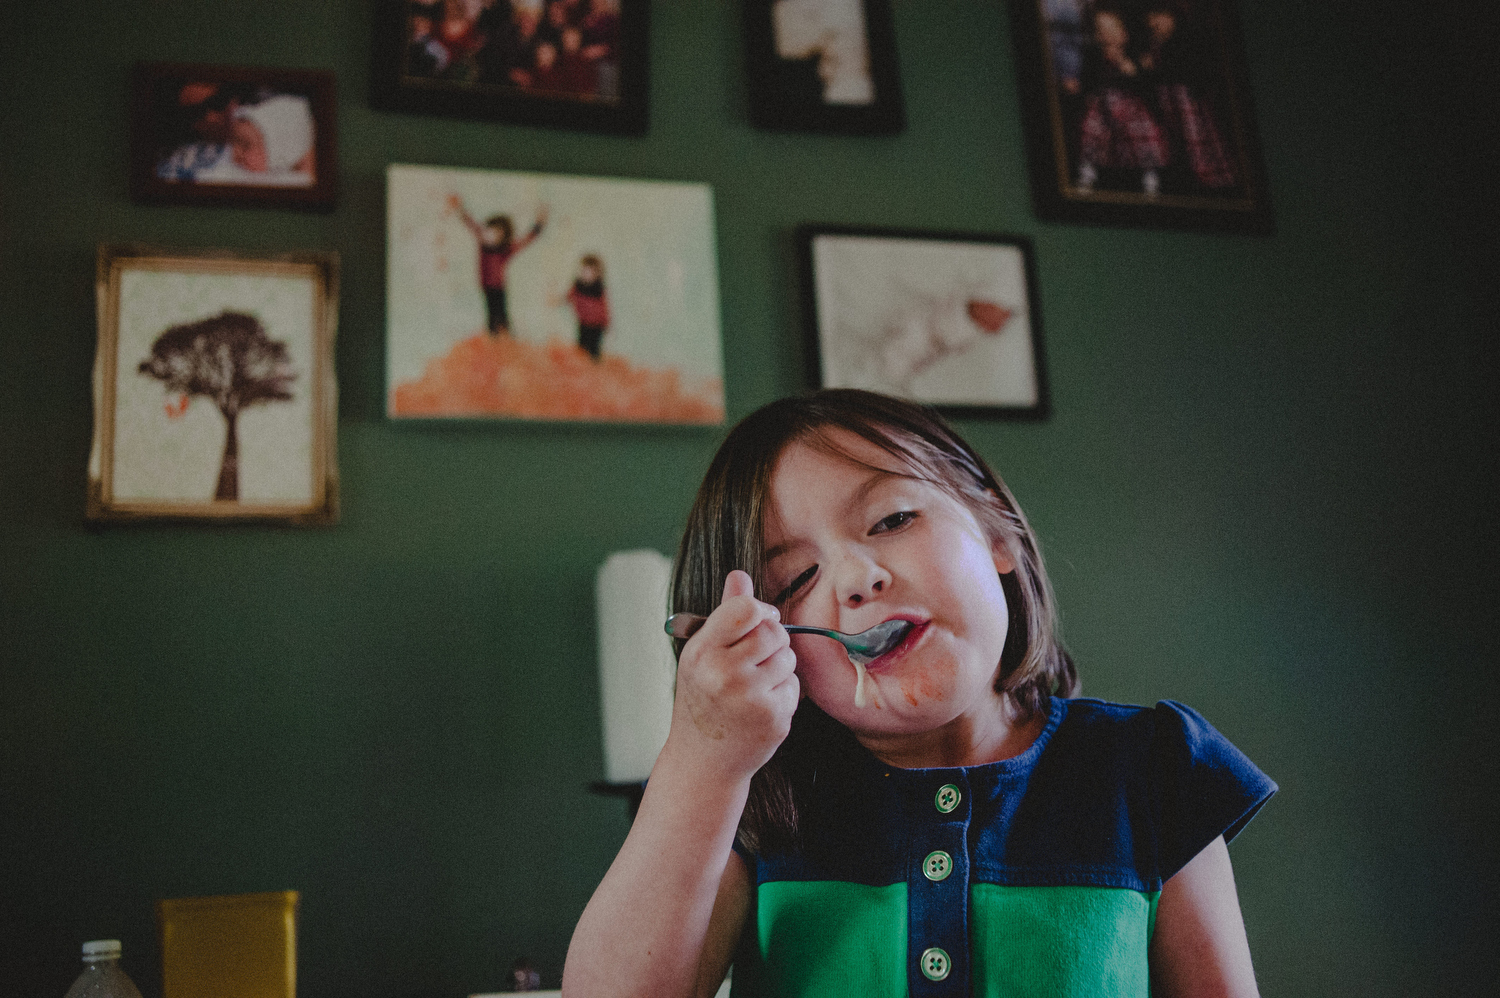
[1049,696,1277,874]
[1051,696,1266,782]
[1054,696,1255,756]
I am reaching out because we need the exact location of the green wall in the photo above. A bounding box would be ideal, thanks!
[2,2,1493,996]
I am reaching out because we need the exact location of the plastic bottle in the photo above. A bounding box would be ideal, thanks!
[63,940,144,998]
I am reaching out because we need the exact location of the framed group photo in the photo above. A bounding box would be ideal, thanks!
[800,226,1049,419]
[130,63,338,211]
[372,0,649,135]
[1008,0,1272,233]
[89,245,340,524]
[744,0,904,135]
[386,164,724,425]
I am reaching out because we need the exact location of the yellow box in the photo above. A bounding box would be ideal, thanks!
[156,891,298,998]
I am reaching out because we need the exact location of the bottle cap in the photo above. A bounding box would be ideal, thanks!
[82,940,121,961]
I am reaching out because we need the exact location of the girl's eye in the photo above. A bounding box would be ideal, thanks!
[773,564,818,606]
[870,510,918,535]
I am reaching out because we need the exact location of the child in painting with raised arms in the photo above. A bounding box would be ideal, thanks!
[448,194,548,337]
[563,389,1275,997]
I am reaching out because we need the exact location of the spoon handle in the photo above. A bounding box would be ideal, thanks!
[663,612,833,640]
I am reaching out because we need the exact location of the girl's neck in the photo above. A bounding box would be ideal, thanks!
[856,693,1046,770]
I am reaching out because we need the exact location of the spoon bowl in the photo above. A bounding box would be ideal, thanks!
[664,613,914,665]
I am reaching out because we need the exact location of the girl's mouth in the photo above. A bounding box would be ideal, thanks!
[866,619,927,671]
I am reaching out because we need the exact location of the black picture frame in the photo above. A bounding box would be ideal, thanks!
[130,63,338,212]
[745,0,904,135]
[371,0,649,135]
[1007,0,1273,233]
[799,225,1050,420]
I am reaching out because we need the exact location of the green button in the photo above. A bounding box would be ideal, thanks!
[920,946,951,982]
[923,850,953,881]
[935,784,961,813]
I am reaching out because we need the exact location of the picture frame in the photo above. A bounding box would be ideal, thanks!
[1007,0,1273,233]
[130,63,338,212]
[799,226,1050,419]
[744,0,904,135]
[89,245,340,524]
[386,163,725,425]
[371,0,649,135]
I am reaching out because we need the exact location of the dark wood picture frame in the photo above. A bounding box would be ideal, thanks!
[371,0,649,135]
[1007,0,1272,233]
[745,0,904,135]
[130,63,338,212]
[799,225,1050,420]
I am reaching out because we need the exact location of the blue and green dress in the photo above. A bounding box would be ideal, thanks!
[730,697,1276,997]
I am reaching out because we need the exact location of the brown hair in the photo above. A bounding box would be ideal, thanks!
[670,389,1078,852]
[484,215,514,244]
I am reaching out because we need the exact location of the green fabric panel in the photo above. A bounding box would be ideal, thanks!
[970,884,1160,998]
[747,880,909,997]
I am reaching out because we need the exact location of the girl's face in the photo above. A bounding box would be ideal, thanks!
[1147,10,1176,44]
[762,430,1016,745]
[1094,11,1128,48]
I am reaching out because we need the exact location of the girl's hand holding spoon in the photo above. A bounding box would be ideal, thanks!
[665,570,800,785]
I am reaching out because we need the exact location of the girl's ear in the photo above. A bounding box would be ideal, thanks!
[991,536,1017,576]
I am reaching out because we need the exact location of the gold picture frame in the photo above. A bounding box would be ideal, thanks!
[88,245,339,524]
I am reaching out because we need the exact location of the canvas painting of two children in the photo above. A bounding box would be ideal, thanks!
[385,164,725,424]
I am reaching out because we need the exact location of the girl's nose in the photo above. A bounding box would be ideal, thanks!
[835,550,892,608]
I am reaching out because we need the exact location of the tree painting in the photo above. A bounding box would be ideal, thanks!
[138,310,297,501]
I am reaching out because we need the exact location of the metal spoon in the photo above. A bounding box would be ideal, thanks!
[664,613,914,665]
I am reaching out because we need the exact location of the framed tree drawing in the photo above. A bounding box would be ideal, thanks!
[89,245,339,524]
[744,0,904,134]
[371,0,649,135]
[800,226,1049,419]
[1008,0,1273,233]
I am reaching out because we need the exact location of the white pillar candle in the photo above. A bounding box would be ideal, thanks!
[596,549,678,784]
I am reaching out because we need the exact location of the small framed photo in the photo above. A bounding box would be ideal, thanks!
[744,0,904,135]
[386,163,724,425]
[372,0,649,135]
[800,226,1049,418]
[89,245,340,524]
[1008,0,1272,233]
[130,63,338,211]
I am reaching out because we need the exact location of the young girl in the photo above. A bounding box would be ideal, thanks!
[1138,1,1238,192]
[1075,6,1169,196]
[564,389,1275,997]
[449,194,548,336]
[550,254,611,360]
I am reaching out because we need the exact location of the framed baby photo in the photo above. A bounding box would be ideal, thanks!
[371,0,649,135]
[88,245,340,524]
[799,226,1050,419]
[129,63,339,211]
[1007,0,1273,233]
[386,163,724,425]
[744,0,904,134]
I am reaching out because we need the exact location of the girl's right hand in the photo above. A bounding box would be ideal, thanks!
[666,570,799,785]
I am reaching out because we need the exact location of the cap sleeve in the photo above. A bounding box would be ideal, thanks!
[1152,699,1277,881]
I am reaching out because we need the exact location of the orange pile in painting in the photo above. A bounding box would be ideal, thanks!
[392,333,724,424]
